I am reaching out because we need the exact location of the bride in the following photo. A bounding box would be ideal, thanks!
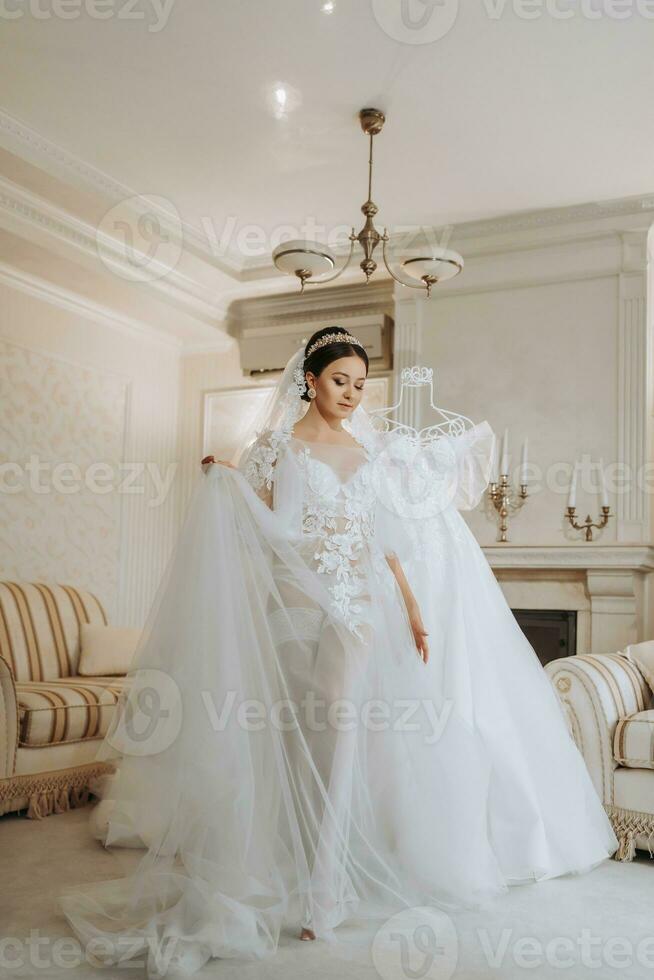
[58,326,618,978]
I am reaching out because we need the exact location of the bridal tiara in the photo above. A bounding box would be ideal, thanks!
[305,332,364,359]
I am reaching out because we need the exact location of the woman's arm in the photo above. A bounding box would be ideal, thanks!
[386,554,429,664]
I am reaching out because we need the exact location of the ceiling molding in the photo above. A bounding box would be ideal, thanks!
[0,260,183,351]
[5,109,654,290]
[2,110,654,318]
[411,226,651,300]
[0,174,230,322]
[242,195,654,280]
[0,106,246,276]
[449,195,654,242]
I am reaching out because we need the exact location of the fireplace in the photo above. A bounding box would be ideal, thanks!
[486,546,654,660]
[512,609,577,668]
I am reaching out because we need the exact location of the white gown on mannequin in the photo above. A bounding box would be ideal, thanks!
[57,380,617,978]
[360,417,619,882]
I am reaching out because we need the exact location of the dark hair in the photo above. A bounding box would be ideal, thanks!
[300,326,369,402]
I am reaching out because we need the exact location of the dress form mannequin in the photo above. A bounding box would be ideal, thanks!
[368,365,473,441]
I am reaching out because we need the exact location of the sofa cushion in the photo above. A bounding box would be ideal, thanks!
[16,676,126,747]
[622,641,654,700]
[78,624,142,676]
[614,709,654,770]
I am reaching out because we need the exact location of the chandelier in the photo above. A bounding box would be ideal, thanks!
[272,108,463,297]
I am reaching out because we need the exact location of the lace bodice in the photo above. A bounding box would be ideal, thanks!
[289,437,379,633]
[241,431,386,636]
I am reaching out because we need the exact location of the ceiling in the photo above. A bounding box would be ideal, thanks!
[1,0,653,345]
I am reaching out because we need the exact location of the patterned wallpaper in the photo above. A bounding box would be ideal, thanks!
[0,339,128,619]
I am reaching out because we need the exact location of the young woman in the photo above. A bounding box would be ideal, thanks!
[58,327,617,978]
[205,326,430,671]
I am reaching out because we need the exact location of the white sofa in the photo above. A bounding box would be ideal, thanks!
[0,581,124,818]
[546,643,654,861]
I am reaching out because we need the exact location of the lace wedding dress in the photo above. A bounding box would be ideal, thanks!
[57,355,618,978]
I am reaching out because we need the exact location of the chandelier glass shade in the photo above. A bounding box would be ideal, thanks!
[272,108,464,297]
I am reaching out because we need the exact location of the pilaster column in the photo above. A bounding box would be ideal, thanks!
[392,292,422,429]
[617,231,650,542]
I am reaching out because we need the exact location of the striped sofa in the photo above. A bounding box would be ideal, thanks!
[0,581,126,819]
[546,648,654,862]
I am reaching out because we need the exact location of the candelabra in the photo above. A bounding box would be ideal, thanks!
[565,506,612,541]
[489,473,529,543]
[565,458,612,540]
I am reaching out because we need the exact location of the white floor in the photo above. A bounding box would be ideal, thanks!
[2,804,654,980]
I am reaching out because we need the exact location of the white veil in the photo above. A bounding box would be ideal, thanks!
[229,345,307,469]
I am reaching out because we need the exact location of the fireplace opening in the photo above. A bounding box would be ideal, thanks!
[511,609,577,668]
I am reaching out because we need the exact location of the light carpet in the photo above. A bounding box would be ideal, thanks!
[1,805,653,980]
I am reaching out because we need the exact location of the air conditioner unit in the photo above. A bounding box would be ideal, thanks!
[239,314,393,375]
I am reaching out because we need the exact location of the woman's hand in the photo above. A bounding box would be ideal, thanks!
[407,599,429,664]
[201,455,236,472]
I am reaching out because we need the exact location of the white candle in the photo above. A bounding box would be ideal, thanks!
[500,427,509,475]
[598,457,609,508]
[490,436,499,483]
[520,436,529,484]
[567,459,578,509]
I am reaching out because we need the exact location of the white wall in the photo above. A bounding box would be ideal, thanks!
[416,275,619,545]
[0,279,180,626]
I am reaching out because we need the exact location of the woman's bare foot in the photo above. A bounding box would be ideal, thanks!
[299,926,315,941]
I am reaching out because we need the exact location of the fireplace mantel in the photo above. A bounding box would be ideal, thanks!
[480,544,654,656]
[482,544,654,573]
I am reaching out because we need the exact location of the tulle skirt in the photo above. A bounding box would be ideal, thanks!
[57,464,617,977]
[404,504,619,881]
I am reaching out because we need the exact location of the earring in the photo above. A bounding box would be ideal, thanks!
[308,387,316,399]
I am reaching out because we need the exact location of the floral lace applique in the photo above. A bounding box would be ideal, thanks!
[297,448,376,638]
[241,429,282,492]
